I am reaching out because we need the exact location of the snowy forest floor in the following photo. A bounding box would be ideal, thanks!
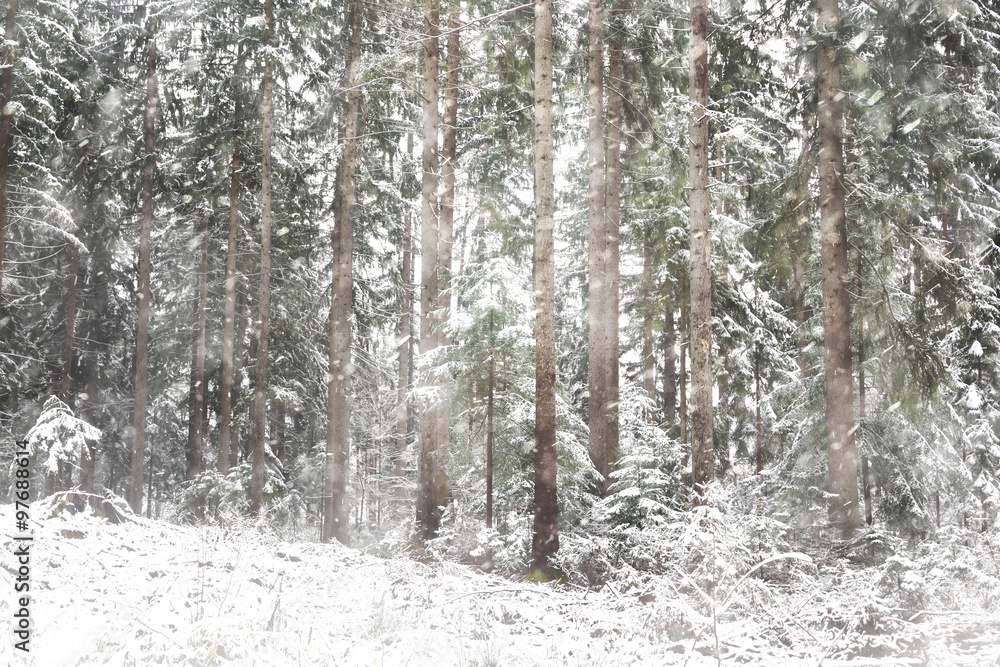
[1,499,998,667]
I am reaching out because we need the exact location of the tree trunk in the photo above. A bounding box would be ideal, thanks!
[859,311,871,526]
[641,238,656,406]
[817,0,860,539]
[81,350,99,493]
[605,0,623,469]
[230,280,246,470]
[586,0,610,497]
[530,0,558,577]
[433,0,459,513]
[416,0,444,540]
[679,271,688,450]
[486,310,495,528]
[794,126,812,380]
[61,247,79,405]
[395,211,412,501]
[186,214,208,481]
[249,0,275,516]
[270,399,285,468]
[323,0,362,545]
[688,0,713,506]
[0,0,15,311]
[129,24,157,515]
[80,241,106,494]
[218,115,242,475]
[755,350,763,474]
[663,295,677,430]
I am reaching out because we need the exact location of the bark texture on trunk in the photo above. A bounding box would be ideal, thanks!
[323,0,362,545]
[531,0,559,577]
[688,0,714,506]
[0,0,15,310]
[129,25,157,515]
[250,0,275,517]
[416,0,447,541]
[186,214,208,481]
[817,0,860,539]
[586,0,610,496]
[218,121,242,475]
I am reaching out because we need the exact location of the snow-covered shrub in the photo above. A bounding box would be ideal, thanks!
[173,459,300,529]
[874,525,1000,619]
[598,385,684,531]
[19,396,100,494]
[877,556,928,612]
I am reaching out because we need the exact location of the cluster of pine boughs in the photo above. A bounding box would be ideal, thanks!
[1,0,998,577]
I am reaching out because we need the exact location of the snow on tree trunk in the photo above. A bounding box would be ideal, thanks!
[688,0,714,507]
[250,0,276,517]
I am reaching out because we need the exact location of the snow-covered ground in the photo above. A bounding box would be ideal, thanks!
[1,499,997,666]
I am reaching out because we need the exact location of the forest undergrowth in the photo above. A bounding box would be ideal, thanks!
[125,476,1000,666]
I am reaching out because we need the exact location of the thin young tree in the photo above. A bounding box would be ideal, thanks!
[663,292,677,429]
[324,0,363,545]
[486,308,495,528]
[530,0,558,578]
[642,241,656,405]
[249,0,275,516]
[129,21,158,515]
[817,0,860,538]
[688,0,713,506]
[61,248,79,404]
[230,281,247,469]
[186,213,209,482]
[395,212,412,500]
